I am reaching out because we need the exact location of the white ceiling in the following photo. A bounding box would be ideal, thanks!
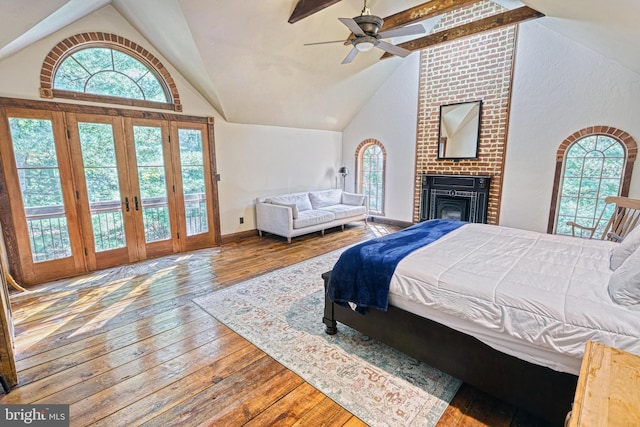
[0,0,638,131]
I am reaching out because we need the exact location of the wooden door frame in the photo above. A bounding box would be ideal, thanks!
[67,113,137,270]
[170,120,218,252]
[125,117,175,259]
[0,240,17,388]
[0,107,86,284]
[0,96,220,286]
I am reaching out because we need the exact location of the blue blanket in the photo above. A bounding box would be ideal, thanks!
[327,219,465,314]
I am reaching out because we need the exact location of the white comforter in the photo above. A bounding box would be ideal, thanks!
[389,223,640,375]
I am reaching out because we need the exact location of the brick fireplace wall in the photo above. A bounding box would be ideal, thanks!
[413,1,517,224]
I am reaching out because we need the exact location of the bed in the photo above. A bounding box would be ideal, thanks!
[322,219,640,426]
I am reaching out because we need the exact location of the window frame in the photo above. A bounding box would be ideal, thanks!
[356,139,386,216]
[40,33,182,112]
[0,96,219,285]
[548,127,637,235]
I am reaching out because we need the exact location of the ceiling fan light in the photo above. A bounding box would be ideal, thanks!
[356,41,374,52]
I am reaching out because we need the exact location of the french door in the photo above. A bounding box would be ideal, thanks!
[0,107,217,284]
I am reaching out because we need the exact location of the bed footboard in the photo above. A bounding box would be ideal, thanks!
[321,271,577,427]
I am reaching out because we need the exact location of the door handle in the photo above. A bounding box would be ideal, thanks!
[134,196,139,211]
[124,197,130,212]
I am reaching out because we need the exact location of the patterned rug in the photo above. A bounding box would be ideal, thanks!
[193,250,461,426]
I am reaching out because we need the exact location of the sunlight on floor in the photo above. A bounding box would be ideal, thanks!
[369,223,394,238]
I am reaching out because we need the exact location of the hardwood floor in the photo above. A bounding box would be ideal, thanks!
[2,222,552,426]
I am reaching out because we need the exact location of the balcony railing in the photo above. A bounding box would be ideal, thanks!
[24,192,208,262]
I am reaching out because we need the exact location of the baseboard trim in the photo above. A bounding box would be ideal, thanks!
[221,218,411,244]
[220,229,259,244]
[369,216,413,228]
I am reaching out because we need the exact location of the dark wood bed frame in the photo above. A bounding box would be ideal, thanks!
[322,271,578,427]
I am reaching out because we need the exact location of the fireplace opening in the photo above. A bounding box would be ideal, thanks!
[420,174,490,224]
[436,197,469,221]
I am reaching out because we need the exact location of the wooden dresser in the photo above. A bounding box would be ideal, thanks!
[567,341,640,426]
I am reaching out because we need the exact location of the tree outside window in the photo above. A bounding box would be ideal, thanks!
[54,47,168,102]
[358,140,385,215]
[555,135,625,238]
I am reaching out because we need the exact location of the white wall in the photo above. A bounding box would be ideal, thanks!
[5,6,640,237]
[215,122,341,233]
[344,21,640,231]
[501,22,640,232]
[0,5,342,237]
[342,54,421,222]
[0,6,216,118]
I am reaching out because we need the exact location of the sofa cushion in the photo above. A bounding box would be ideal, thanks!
[318,204,366,220]
[309,189,343,209]
[268,192,312,212]
[293,210,335,229]
[342,192,365,206]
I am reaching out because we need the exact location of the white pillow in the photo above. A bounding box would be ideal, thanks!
[608,247,640,305]
[610,225,640,270]
[269,201,299,219]
[342,192,365,206]
[309,189,343,209]
[268,192,312,212]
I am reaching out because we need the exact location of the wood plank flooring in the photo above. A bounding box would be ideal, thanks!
[2,222,552,426]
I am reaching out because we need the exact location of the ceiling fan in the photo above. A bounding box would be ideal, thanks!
[305,0,426,64]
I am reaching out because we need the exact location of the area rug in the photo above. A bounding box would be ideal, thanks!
[193,250,462,427]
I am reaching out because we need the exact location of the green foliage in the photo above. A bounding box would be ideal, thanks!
[143,206,171,242]
[362,145,384,213]
[92,212,126,251]
[54,47,167,102]
[28,217,72,262]
[87,72,144,100]
[557,136,625,237]
[9,116,210,260]
[9,118,71,260]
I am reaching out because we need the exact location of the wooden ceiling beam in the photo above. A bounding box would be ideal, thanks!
[381,0,481,32]
[288,0,342,24]
[345,0,481,44]
[381,6,544,58]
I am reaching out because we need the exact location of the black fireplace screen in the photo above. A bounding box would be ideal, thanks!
[435,196,470,221]
[420,174,490,224]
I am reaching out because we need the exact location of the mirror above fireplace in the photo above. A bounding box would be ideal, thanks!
[438,100,482,160]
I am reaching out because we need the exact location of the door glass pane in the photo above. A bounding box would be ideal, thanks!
[8,117,72,262]
[133,125,171,242]
[78,122,126,252]
[178,129,208,236]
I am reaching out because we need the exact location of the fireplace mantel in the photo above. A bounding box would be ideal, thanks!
[419,174,491,223]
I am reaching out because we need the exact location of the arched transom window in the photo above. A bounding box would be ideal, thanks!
[356,139,386,215]
[40,33,181,111]
[54,47,168,102]
[552,128,637,237]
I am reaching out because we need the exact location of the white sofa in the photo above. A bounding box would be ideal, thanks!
[255,189,369,243]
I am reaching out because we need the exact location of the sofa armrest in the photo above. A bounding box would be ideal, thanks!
[256,202,294,236]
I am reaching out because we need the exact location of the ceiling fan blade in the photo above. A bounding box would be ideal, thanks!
[304,39,348,46]
[375,40,411,58]
[378,24,425,39]
[338,17,366,37]
[342,46,360,64]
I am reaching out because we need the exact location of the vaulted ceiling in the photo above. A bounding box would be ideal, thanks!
[0,0,638,131]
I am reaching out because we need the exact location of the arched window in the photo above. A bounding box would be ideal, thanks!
[551,127,637,237]
[357,139,386,215]
[55,47,167,102]
[40,33,181,111]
